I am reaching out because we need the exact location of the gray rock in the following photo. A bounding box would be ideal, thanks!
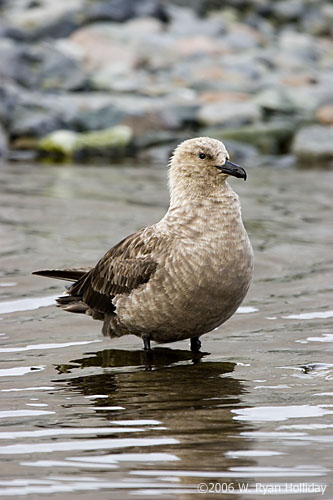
[9,107,66,139]
[221,26,262,51]
[284,85,333,117]
[188,53,269,93]
[134,130,186,151]
[300,4,333,36]
[162,103,200,129]
[292,125,333,164]
[254,87,297,115]
[1,0,85,41]
[202,119,297,154]
[7,90,78,138]
[271,0,304,23]
[277,31,321,63]
[0,82,20,127]
[198,100,261,128]
[71,105,124,132]
[2,0,169,42]
[167,4,224,37]
[31,43,88,91]
[0,38,35,86]
[221,139,259,164]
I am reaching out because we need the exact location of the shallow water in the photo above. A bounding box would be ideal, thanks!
[0,160,332,499]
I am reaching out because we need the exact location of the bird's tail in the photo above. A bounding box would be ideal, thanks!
[55,294,89,314]
[32,267,99,316]
[32,268,91,314]
[32,268,89,282]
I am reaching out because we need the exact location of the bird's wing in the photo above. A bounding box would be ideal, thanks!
[68,228,158,314]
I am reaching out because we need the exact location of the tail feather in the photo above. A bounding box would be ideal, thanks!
[56,295,88,314]
[32,268,90,282]
[33,267,105,320]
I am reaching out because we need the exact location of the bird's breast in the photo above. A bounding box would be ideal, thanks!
[113,206,253,340]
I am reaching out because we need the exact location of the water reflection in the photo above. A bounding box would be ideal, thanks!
[71,346,206,369]
[52,348,254,485]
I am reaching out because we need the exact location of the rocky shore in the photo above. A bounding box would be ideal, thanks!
[0,0,332,165]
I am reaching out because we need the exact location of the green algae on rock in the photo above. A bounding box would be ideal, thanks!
[38,125,133,161]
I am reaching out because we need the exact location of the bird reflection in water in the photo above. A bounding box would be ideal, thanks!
[53,349,253,485]
[55,348,244,425]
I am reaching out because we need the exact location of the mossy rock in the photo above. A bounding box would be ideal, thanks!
[38,125,133,161]
[38,130,77,159]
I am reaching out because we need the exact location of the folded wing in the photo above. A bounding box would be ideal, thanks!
[66,229,158,315]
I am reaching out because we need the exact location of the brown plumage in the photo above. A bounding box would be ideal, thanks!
[33,137,253,351]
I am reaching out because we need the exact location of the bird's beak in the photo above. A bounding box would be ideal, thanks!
[216,160,247,181]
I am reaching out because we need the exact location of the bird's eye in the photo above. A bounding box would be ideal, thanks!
[199,153,206,159]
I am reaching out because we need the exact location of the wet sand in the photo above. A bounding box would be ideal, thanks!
[0,161,332,498]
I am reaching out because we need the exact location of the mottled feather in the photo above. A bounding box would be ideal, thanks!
[68,229,158,315]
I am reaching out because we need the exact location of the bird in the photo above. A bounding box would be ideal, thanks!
[33,137,253,352]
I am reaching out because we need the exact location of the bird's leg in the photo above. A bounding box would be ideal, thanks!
[142,334,151,351]
[190,336,201,352]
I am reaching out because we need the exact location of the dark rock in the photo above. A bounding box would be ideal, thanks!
[168,0,249,16]
[0,82,20,128]
[7,149,38,162]
[9,107,66,139]
[30,13,81,41]
[0,38,35,87]
[85,0,169,24]
[30,44,88,91]
[162,104,200,129]
[0,122,8,162]
[0,25,29,42]
[7,90,77,139]
[71,105,125,132]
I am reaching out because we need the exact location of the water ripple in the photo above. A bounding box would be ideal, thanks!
[0,437,179,455]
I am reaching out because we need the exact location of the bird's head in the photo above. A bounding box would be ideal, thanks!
[169,137,247,199]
